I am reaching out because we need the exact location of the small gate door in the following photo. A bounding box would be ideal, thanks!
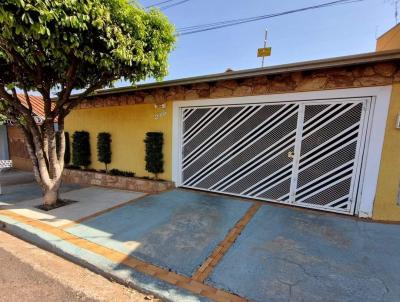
[291,101,368,213]
[179,98,369,215]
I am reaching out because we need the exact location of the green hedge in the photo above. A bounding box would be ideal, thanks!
[144,132,164,179]
[97,132,112,171]
[64,132,71,165]
[72,131,91,168]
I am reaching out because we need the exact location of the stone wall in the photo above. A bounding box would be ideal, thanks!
[63,169,175,193]
[77,62,400,109]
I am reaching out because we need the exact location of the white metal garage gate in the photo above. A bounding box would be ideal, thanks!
[179,98,371,215]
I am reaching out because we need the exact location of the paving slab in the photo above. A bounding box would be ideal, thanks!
[2,186,146,228]
[0,169,34,186]
[0,182,81,204]
[65,189,251,277]
[207,205,400,302]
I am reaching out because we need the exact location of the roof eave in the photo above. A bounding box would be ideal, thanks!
[71,49,400,99]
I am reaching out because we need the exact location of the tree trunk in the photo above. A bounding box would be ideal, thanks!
[43,187,59,206]
[0,79,97,208]
[20,121,66,207]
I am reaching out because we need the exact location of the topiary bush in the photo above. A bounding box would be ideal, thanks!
[72,131,91,168]
[64,132,71,165]
[97,132,112,172]
[144,132,164,179]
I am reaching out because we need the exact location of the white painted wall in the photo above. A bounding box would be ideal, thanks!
[172,86,393,218]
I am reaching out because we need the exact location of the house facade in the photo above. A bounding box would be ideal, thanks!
[376,23,400,52]
[65,27,400,222]
[5,94,49,171]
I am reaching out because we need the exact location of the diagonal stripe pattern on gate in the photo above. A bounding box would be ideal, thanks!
[182,103,299,202]
[293,103,364,212]
[180,99,368,215]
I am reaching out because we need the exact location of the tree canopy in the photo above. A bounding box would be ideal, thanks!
[0,0,175,205]
[0,114,6,124]
[0,0,175,119]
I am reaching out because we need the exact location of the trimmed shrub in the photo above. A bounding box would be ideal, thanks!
[64,132,71,165]
[72,131,91,168]
[144,132,164,179]
[97,132,112,171]
[109,169,135,177]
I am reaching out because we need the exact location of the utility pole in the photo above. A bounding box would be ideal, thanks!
[262,29,268,68]
[257,29,271,67]
[390,0,400,24]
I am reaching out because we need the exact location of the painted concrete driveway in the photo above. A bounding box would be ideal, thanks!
[66,190,251,277]
[208,205,400,302]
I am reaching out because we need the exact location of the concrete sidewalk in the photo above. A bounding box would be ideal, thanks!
[2,186,146,228]
[0,170,146,228]
[0,182,81,204]
[0,169,34,186]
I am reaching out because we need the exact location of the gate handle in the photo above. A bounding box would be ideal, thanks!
[288,151,295,159]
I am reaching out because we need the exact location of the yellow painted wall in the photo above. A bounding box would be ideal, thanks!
[376,24,400,51]
[65,85,400,221]
[65,102,173,180]
[373,83,400,221]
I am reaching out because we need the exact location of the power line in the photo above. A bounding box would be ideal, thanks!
[177,0,365,36]
[394,0,399,23]
[178,0,362,33]
[146,0,191,10]
[159,0,191,10]
[145,0,175,9]
[179,0,363,31]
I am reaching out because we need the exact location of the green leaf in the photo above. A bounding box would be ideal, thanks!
[0,0,176,119]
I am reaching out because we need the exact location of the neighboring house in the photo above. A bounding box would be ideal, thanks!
[376,23,400,52]
[5,94,48,171]
[64,24,400,222]
[0,124,9,161]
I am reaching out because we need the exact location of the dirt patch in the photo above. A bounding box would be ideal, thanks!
[35,199,78,211]
[0,231,158,302]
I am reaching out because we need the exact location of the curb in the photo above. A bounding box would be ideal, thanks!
[0,216,210,302]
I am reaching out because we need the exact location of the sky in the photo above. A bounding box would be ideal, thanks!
[128,0,397,86]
